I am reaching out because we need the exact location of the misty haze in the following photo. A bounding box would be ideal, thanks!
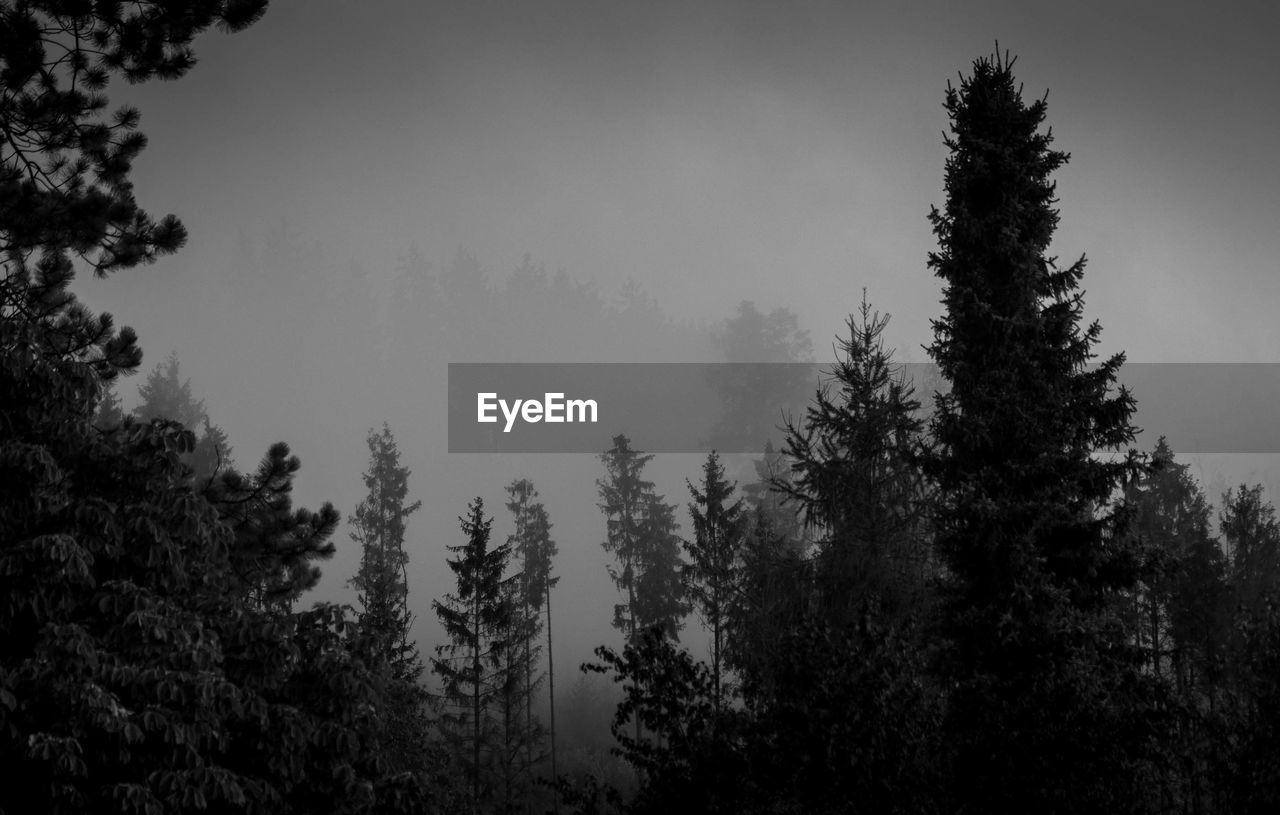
[5,2,1280,813]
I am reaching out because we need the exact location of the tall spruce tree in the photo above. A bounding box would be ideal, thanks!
[506,479,559,806]
[599,434,689,748]
[924,50,1158,811]
[684,451,745,712]
[525,501,560,807]
[1125,438,1228,690]
[346,424,433,776]
[348,424,423,681]
[634,494,690,642]
[433,497,513,810]
[780,293,932,626]
[598,435,657,649]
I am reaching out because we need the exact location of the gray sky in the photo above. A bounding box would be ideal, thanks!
[74,0,1280,686]
[85,0,1280,359]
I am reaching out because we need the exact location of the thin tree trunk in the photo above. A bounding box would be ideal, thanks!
[621,506,643,749]
[473,589,481,812]
[525,608,533,815]
[1149,598,1162,678]
[712,608,721,714]
[546,580,558,814]
[627,575,641,747]
[505,664,514,815]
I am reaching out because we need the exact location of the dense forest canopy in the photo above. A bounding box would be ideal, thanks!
[4,1,1280,813]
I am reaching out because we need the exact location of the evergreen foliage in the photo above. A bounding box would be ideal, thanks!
[924,49,1162,811]
[433,497,514,810]
[506,479,560,804]
[683,451,745,712]
[780,292,932,626]
[1222,484,1280,624]
[722,504,811,703]
[19,12,1280,810]
[0,1,267,279]
[346,423,433,777]
[0,4,453,810]
[134,352,233,482]
[348,424,424,682]
[1126,438,1229,689]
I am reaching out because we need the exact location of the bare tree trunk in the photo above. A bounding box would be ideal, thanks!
[525,615,533,815]
[627,576,641,747]
[473,592,481,813]
[546,582,558,814]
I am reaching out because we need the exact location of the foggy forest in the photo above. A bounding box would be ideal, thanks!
[5,1,1280,814]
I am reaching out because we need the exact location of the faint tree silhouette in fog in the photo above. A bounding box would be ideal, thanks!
[134,351,233,481]
[707,300,814,450]
[683,451,746,713]
[507,478,561,800]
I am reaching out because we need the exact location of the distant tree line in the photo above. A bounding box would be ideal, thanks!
[556,52,1280,815]
[6,6,1280,813]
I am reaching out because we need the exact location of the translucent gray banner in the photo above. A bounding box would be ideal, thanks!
[447,363,1280,454]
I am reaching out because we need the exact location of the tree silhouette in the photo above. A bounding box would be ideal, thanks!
[348,423,423,681]
[924,49,1158,811]
[134,352,233,481]
[0,3,454,810]
[780,293,932,627]
[507,478,559,807]
[433,497,513,810]
[684,451,745,712]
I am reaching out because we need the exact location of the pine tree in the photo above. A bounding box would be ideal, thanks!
[0,3,268,279]
[494,561,541,814]
[599,435,657,651]
[433,497,513,810]
[635,495,690,643]
[599,435,690,749]
[390,242,441,355]
[1122,439,1229,808]
[133,352,233,481]
[740,441,805,553]
[1126,438,1228,688]
[206,441,340,610]
[924,50,1157,810]
[780,293,932,626]
[92,380,126,429]
[348,424,424,681]
[0,4,457,810]
[708,301,814,450]
[1222,483,1280,623]
[526,501,560,809]
[598,436,688,645]
[684,451,745,712]
[506,479,559,808]
[724,505,811,702]
[345,424,432,776]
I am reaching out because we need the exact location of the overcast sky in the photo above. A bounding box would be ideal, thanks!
[74,0,1280,680]
[83,0,1280,358]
